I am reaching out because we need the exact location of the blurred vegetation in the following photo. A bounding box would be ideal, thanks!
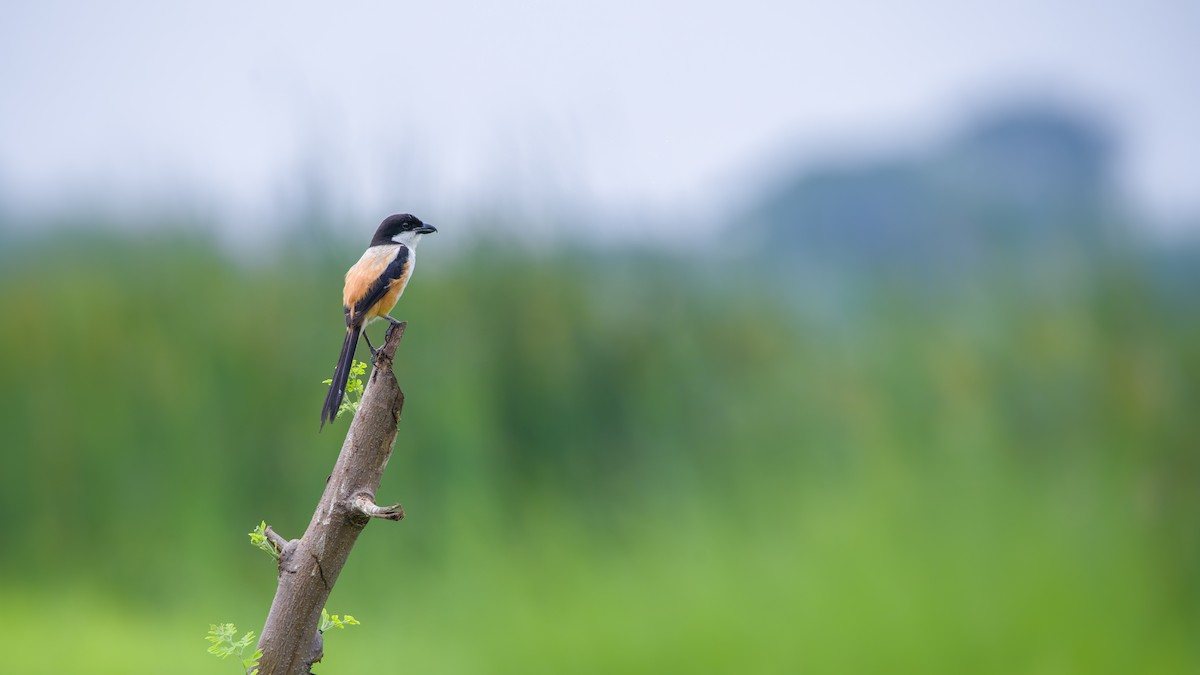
[0,224,1197,673]
[0,105,1198,674]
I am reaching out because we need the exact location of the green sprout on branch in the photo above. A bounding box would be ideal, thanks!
[205,623,262,674]
[248,521,279,561]
[321,360,369,419]
[320,608,362,633]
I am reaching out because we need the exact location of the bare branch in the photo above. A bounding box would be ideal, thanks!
[254,321,408,675]
[351,494,405,521]
[264,526,290,556]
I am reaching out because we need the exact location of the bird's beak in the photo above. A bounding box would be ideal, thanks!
[416,225,438,235]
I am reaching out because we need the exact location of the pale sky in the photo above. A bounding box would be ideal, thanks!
[2,0,1198,238]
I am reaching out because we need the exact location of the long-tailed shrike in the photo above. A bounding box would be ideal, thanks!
[321,213,437,428]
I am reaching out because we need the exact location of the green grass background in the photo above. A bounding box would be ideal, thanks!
[0,230,1196,673]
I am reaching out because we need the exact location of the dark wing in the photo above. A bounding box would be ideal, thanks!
[346,245,410,326]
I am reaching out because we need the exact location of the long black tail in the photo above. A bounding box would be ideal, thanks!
[321,324,362,429]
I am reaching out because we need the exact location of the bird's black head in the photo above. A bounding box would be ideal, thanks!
[371,213,437,246]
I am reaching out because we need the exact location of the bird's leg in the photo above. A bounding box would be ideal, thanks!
[381,315,403,327]
[361,329,380,357]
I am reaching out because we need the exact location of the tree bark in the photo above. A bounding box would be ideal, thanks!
[254,321,409,675]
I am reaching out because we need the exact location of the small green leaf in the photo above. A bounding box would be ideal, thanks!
[243,647,263,671]
[206,622,260,664]
[248,521,279,560]
[318,608,362,633]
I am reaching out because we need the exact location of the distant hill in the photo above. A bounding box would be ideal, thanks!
[741,103,1121,284]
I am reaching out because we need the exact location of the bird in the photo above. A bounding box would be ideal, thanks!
[321,213,437,428]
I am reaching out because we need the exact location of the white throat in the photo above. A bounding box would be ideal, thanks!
[393,231,424,249]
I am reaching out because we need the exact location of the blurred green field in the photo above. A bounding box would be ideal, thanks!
[0,230,1197,673]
